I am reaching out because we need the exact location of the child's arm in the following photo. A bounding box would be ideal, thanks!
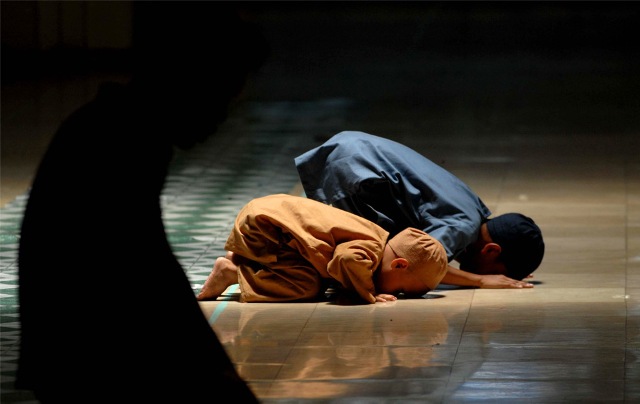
[440,265,534,289]
[327,240,385,304]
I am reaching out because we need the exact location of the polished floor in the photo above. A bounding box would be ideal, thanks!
[2,3,640,403]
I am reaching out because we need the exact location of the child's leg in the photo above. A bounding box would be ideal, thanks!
[196,256,239,301]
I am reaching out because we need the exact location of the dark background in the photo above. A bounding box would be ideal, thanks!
[3,1,639,126]
[2,1,639,205]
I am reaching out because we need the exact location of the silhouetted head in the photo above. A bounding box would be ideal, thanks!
[130,2,269,148]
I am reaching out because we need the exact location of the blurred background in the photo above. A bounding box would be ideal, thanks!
[2,2,639,208]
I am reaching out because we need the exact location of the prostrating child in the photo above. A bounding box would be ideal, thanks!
[197,194,448,303]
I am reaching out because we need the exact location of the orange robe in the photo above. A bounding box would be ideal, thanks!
[225,194,390,303]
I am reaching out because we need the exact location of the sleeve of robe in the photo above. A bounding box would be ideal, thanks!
[326,239,383,304]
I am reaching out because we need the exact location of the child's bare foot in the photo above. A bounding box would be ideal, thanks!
[196,256,239,301]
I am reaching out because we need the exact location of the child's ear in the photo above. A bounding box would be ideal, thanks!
[392,257,409,270]
[481,243,501,259]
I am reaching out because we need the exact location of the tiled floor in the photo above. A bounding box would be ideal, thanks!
[2,3,639,403]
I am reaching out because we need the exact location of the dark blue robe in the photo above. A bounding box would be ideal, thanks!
[295,131,492,262]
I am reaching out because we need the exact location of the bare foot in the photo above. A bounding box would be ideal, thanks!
[196,256,239,301]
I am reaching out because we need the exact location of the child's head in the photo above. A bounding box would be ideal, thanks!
[486,213,544,280]
[376,227,448,296]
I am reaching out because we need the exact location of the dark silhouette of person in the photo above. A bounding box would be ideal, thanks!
[16,3,268,402]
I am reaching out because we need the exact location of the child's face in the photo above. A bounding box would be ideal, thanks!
[375,244,430,297]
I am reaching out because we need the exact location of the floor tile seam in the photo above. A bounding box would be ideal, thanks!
[439,290,476,395]
[262,303,323,395]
